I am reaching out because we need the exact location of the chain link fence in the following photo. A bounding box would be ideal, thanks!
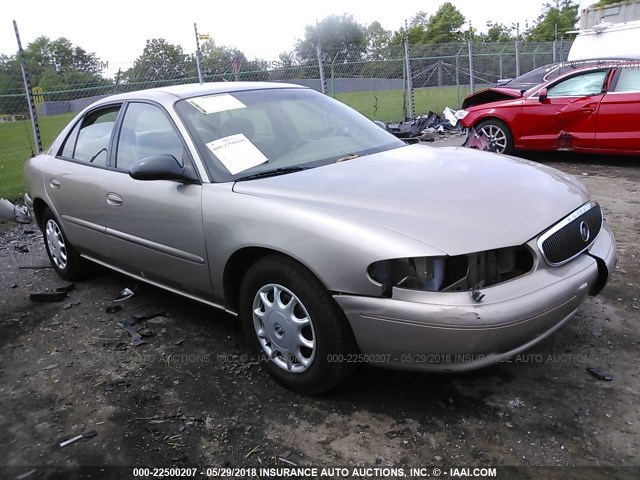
[0,39,571,198]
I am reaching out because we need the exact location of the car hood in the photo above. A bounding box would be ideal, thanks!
[462,87,523,108]
[232,145,590,256]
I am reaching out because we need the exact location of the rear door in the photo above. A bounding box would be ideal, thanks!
[44,105,122,261]
[517,69,609,150]
[98,101,213,299]
[594,67,640,152]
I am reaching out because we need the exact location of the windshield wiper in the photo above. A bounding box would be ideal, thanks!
[235,166,308,181]
[335,153,360,163]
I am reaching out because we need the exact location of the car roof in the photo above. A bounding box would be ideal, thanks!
[98,81,307,104]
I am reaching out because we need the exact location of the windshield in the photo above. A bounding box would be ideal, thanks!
[175,88,404,182]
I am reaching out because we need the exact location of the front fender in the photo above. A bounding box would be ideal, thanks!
[201,184,446,305]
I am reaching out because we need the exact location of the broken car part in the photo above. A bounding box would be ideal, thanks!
[114,287,134,302]
[0,198,31,224]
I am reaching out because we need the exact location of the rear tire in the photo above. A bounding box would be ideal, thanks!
[476,119,514,155]
[239,255,356,395]
[42,207,89,281]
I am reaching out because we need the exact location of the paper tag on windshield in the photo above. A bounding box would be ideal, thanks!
[206,134,268,175]
[188,94,246,115]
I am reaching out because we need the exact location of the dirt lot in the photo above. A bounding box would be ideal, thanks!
[1,144,639,479]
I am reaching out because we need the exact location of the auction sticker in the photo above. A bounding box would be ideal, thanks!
[187,94,246,115]
[206,133,267,174]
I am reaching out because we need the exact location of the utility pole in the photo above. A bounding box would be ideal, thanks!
[14,20,41,155]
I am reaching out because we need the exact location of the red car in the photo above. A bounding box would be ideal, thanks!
[459,63,640,155]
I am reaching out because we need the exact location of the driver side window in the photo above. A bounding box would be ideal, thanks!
[547,70,608,98]
[116,102,185,171]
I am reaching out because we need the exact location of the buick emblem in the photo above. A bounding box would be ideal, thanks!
[579,221,590,242]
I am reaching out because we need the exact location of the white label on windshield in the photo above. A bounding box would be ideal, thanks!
[206,134,267,175]
[187,94,246,115]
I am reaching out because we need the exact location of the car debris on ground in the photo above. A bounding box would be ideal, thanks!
[383,109,497,153]
[114,287,135,302]
[59,430,97,447]
[384,111,462,140]
[0,198,31,224]
[587,367,614,381]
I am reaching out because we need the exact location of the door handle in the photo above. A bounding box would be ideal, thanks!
[49,179,60,189]
[106,192,123,207]
[581,106,595,113]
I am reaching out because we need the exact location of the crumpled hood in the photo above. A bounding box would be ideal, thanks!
[233,145,590,255]
[462,87,523,108]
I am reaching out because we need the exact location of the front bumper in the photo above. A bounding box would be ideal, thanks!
[334,221,616,372]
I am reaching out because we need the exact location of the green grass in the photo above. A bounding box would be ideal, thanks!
[0,86,468,201]
[335,86,471,122]
[0,112,75,200]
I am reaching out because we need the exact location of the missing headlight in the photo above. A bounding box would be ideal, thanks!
[368,246,534,296]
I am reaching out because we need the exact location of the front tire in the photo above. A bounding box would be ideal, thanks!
[42,207,89,281]
[239,255,356,395]
[476,119,514,155]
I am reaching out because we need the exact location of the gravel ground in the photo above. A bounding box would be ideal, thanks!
[1,140,639,479]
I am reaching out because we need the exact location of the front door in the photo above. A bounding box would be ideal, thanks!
[99,101,213,299]
[517,69,609,150]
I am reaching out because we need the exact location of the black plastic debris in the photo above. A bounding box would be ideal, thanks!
[131,311,166,322]
[471,290,485,302]
[587,367,614,381]
[56,283,75,293]
[30,291,67,302]
[114,287,134,302]
[117,321,147,347]
[106,305,122,314]
[14,245,29,254]
[386,111,461,140]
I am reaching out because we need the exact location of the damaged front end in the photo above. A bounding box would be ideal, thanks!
[367,245,535,298]
[462,88,522,109]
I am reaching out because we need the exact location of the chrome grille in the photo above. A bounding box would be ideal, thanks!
[538,202,602,266]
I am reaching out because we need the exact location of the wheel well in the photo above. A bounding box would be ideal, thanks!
[223,247,288,313]
[474,116,506,128]
[32,198,48,229]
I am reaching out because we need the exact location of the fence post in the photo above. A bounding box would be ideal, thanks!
[316,45,326,94]
[467,40,474,93]
[404,34,414,119]
[455,54,460,106]
[552,40,557,63]
[515,40,521,77]
[193,23,204,84]
[13,20,41,155]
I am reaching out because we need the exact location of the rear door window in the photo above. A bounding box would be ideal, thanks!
[60,106,120,166]
[614,68,640,93]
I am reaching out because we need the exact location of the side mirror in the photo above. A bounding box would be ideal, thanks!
[538,88,548,103]
[129,154,199,183]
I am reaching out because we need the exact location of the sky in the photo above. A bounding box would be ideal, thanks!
[2,0,596,70]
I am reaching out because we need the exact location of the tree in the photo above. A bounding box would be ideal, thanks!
[124,39,193,84]
[526,0,579,41]
[295,14,366,63]
[199,40,267,81]
[365,21,393,60]
[424,2,467,43]
[390,3,466,45]
[478,22,517,42]
[20,36,104,90]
